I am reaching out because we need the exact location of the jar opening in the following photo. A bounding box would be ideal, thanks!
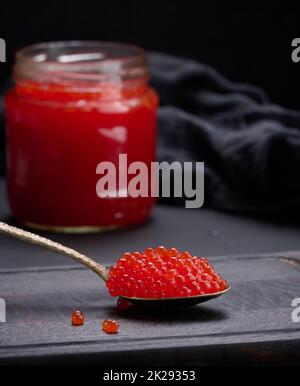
[14,41,149,88]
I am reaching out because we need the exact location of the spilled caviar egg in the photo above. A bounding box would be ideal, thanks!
[117,297,132,311]
[71,310,85,326]
[102,319,120,334]
[106,247,229,299]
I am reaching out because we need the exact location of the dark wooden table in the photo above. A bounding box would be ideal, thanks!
[0,178,300,366]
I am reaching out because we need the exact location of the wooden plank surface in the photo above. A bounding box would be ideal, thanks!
[0,252,300,365]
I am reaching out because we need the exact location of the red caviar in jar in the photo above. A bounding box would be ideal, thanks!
[106,247,229,299]
[5,42,158,232]
[102,319,119,334]
[71,310,85,326]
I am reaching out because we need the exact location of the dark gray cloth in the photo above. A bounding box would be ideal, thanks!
[2,53,300,216]
[149,53,300,216]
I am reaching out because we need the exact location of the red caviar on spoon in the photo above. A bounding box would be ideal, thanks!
[106,246,229,299]
[0,222,230,308]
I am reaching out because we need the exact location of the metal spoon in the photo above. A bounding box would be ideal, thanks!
[0,222,230,307]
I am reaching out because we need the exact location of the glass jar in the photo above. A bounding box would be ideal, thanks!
[5,41,158,232]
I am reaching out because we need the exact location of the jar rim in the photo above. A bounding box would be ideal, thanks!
[14,41,148,85]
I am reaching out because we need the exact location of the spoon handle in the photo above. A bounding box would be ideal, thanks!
[0,222,108,282]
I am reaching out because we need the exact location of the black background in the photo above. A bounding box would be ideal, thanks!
[0,1,300,108]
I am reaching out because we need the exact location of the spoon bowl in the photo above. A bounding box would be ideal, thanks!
[122,286,231,308]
